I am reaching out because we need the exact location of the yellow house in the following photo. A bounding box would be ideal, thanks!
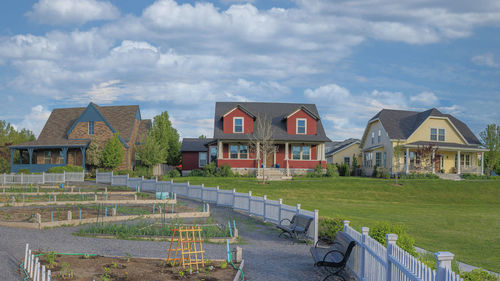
[359,108,487,176]
[325,139,362,167]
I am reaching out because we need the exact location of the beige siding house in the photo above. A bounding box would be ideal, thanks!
[360,108,487,176]
[325,139,361,167]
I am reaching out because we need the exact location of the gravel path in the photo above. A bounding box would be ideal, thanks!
[0,199,324,281]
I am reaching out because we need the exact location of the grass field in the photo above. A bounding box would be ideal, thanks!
[173,176,500,272]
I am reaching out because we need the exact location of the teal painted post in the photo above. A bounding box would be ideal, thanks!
[28,148,34,165]
[51,212,53,222]
[78,187,81,193]
[171,203,174,213]
[79,208,81,220]
[105,207,107,217]
[153,203,156,214]
[226,239,230,262]
[62,148,68,165]
[115,203,117,210]
[22,194,25,203]
[228,221,233,238]
[48,194,51,202]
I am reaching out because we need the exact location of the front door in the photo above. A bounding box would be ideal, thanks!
[266,152,274,168]
[434,155,441,173]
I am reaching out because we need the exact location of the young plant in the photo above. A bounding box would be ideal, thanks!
[220,261,228,269]
[46,251,58,268]
[112,261,118,268]
[178,270,185,278]
[124,252,132,263]
[60,262,74,279]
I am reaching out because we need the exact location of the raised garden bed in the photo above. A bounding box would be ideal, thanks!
[24,252,242,281]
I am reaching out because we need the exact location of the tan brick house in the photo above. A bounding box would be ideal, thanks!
[10,103,151,172]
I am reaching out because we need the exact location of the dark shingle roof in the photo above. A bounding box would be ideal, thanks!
[325,138,360,156]
[214,102,330,142]
[368,108,480,145]
[12,103,150,148]
[181,138,214,152]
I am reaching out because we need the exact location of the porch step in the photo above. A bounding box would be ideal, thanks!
[436,173,461,181]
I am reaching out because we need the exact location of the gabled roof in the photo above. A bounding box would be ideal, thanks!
[285,105,320,120]
[325,138,360,156]
[214,102,331,142]
[12,103,150,148]
[365,108,480,145]
[222,104,256,119]
[181,138,215,152]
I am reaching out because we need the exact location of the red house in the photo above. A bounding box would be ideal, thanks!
[181,102,331,177]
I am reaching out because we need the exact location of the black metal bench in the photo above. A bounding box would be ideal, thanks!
[310,231,356,281]
[276,214,313,240]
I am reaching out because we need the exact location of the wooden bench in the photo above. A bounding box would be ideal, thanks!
[310,231,356,281]
[276,214,313,241]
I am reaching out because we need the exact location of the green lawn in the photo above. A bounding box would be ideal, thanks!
[173,176,500,272]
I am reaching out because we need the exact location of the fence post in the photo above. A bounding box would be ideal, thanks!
[126,173,129,187]
[386,233,398,281]
[314,209,319,246]
[263,195,267,220]
[343,220,350,232]
[296,203,301,216]
[21,173,24,184]
[361,227,369,279]
[186,181,190,196]
[248,191,252,213]
[216,186,220,204]
[63,171,66,182]
[170,179,174,193]
[110,171,114,185]
[435,252,454,281]
[42,172,45,184]
[96,169,98,183]
[201,184,204,201]
[278,198,282,223]
[232,188,236,207]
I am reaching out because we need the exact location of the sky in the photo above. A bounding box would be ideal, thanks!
[0,0,499,141]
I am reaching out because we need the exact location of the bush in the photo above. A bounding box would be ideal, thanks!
[371,165,379,178]
[0,158,9,173]
[401,173,439,179]
[318,216,345,242]
[218,164,233,177]
[133,165,152,178]
[46,165,84,173]
[166,169,180,178]
[337,163,350,177]
[203,162,217,176]
[307,164,324,177]
[461,173,500,180]
[461,269,499,281]
[115,170,135,176]
[17,168,31,174]
[188,169,205,177]
[326,164,338,177]
[369,221,416,256]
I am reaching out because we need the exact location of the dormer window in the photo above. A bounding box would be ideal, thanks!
[378,130,381,143]
[431,128,445,141]
[89,121,95,135]
[296,119,306,134]
[233,117,243,133]
[371,132,375,144]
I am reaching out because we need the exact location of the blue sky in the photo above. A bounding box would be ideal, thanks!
[0,0,499,140]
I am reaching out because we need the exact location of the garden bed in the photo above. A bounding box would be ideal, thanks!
[25,252,242,281]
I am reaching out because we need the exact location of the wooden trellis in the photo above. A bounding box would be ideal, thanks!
[166,226,205,269]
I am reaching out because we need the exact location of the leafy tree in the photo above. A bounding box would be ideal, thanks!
[135,133,166,167]
[0,158,9,173]
[150,111,181,166]
[198,135,207,139]
[0,120,35,167]
[85,137,102,169]
[101,133,124,169]
[480,124,500,175]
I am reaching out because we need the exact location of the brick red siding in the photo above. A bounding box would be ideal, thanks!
[287,160,326,169]
[182,152,206,171]
[223,108,254,134]
[287,110,317,135]
[218,159,258,168]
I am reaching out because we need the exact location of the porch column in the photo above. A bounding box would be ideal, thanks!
[316,144,320,160]
[28,148,34,165]
[80,147,86,169]
[405,148,409,174]
[19,149,23,164]
[10,148,14,169]
[457,151,461,174]
[432,150,435,174]
[322,143,326,161]
[62,147,68,165]
[284,142,288,160]
[218,141,223,159]
[481,152,484,175]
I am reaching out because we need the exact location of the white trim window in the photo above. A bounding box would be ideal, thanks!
[233,117,244,133]
[88,121,95,135]
[296,118,307,134]
[430,128,437,141]
[431,128,445,141]
[199,152,207,167]
[44,151,51,164]
[378,130,381,143]
[209,146,217,163]
[438,129,445,141]
[375,152,382,167]
[229,144,248,159]
[371,132,375,144]
[291,145,310,160]
[344,157,350,166]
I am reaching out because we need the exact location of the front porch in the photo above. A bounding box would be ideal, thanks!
[9,145,88,173]
[403,144,486,175]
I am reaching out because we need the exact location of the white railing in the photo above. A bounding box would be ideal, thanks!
[95,173,319,244]
[343,221,463,281]
[23,244,51,281]
[0,171,85,185]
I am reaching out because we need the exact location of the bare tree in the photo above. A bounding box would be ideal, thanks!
[393,139,404,184]
[414,143,440,173]
[249,114,278,183]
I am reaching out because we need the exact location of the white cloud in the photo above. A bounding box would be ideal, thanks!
[15,105,51,137]
[80,80,123,104]
[410,91,439,106]
[304,84,350,100]
[471,53,498,68]
[27,0,120,25]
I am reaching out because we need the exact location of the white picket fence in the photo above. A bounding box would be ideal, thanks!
[0,171,84,185]
[343,221,463,281]
[23,244,51,281]
[95,171,319,243]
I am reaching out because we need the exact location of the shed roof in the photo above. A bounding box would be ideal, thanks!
[181,138,214,152]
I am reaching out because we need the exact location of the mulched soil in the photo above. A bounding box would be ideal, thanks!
[34,254,239,281]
